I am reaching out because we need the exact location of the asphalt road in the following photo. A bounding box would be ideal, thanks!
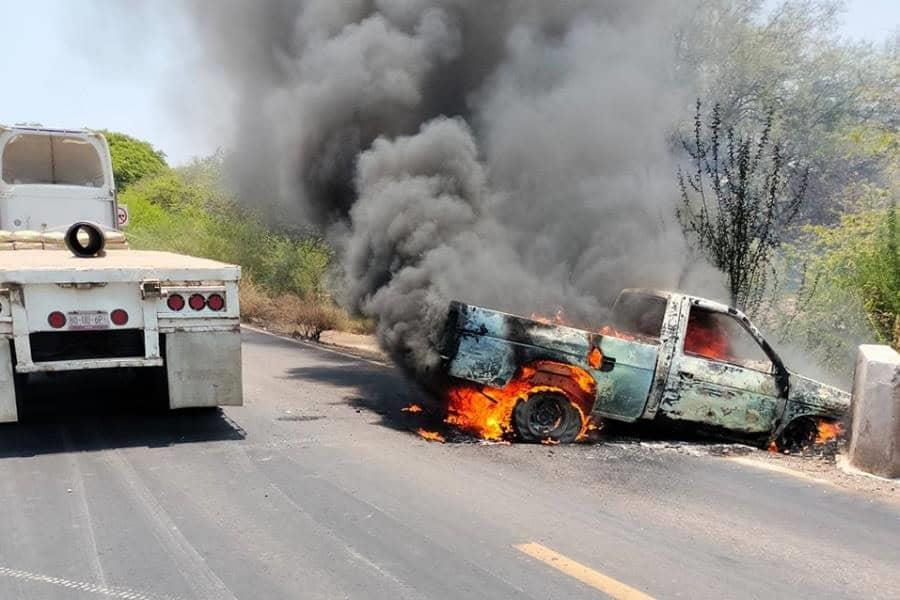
[0,329,898,600]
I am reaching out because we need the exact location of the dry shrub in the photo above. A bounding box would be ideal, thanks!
[239,278,271,322]
[239,279,371,340]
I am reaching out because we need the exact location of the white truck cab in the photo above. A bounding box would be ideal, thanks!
[0,125,242,423]
[0,125,118,231]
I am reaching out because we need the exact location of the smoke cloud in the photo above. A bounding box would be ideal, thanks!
[178,0,723,375]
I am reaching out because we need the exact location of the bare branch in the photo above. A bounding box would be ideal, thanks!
[676,99,809,311]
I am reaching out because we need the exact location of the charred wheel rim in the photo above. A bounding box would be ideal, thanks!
[530,395,564,435]
[513,391,583,443]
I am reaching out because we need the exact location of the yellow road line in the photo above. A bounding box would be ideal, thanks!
[514,542,655,600]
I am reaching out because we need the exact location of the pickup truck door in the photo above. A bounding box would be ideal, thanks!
[660,304,781,435]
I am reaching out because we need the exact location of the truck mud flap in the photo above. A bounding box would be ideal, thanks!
[0,340,17,422]
[166,330,242,409]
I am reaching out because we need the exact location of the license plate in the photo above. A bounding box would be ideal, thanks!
[67,311,110,330]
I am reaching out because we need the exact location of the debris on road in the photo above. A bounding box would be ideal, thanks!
[415,428,446,443]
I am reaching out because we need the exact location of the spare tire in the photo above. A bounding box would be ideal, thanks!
[513,391,583,443]
[65,222,106,257]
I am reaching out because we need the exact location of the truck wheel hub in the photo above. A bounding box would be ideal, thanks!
[531,397,563,432]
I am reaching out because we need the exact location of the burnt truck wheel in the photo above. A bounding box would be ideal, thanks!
[513,391,583,443]
[777,417,818,452]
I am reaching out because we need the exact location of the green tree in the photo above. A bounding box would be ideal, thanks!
[770,185,899,376]
[102,131,168,191]
[803,192,899,345]
[676,1,898,224]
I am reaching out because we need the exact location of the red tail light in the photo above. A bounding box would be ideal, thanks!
[111,309,129,326]
[206,293,225,311]
[188,294,206,311]
[48,311,66,329]
[167,294,185,311]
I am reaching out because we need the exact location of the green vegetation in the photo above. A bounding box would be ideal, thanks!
[120,156,333,299]
[773,188,899,373]
[102,131,168,191]
[105,136,367,338]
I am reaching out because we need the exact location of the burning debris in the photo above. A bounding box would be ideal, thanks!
[769,418,847,456]
[816,420,844,444]
[415,429,446,443]
[401,404,424,414]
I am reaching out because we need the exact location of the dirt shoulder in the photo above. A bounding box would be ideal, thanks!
[243,319,386,360]
[317,330,384,356]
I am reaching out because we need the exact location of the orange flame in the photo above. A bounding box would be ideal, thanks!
[598,325,639,342]
[768,419,843,453]
[416,429,446,443]
[530,307,568,325]
[815,420,843,444]
[682,311,736,363]
[402,404,423,413]
[587,347,603,369]
[445,361,595,441]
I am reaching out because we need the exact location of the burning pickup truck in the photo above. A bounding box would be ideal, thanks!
[440,289,849,447]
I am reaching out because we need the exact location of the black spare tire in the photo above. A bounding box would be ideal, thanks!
[513,391,583,443]
[65,222,106,257]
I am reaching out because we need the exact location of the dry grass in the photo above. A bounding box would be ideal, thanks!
[240,279,373,341]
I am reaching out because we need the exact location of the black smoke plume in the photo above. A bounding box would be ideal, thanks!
[179,0,723,375]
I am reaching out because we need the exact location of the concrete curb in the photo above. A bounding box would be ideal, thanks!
[849,345,900,478]
[837,454,900,483]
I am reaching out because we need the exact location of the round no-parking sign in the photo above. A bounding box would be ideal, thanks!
[117,205,129,228]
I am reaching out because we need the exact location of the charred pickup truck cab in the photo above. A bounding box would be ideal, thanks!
[441,289,849,446]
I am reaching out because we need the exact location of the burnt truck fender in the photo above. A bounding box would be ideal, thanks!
[770,373,850,443]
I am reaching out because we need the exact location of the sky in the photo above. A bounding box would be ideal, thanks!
[0,0,896,166]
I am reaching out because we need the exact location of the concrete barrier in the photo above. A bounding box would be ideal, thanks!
[849,345,900,478]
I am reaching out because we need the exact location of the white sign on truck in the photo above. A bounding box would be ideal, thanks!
[0,124,242,423]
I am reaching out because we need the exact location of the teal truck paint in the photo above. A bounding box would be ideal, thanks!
[441,289,850,445]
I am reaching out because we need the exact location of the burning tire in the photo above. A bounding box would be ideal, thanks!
[776,417,818,452]
[512,391,583,443]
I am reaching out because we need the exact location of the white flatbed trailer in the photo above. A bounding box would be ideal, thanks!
[0,124,242,422]
[0,250,242,422]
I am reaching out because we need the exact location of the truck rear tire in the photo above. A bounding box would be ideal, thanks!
[513,391,583,443]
